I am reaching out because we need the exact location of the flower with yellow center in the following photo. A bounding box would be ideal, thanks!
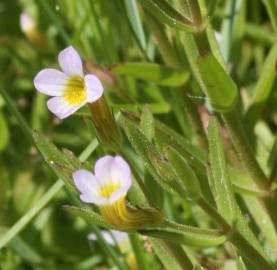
[73,155,163,229]
[20,12,44,47]
[34,46,103,119]
[88,230,138,270]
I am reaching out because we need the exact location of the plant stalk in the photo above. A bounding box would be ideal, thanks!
[186,0,269,189]
[144,10,208,149]
[223,110,268,189]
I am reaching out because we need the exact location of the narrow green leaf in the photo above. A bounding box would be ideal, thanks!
[111,62,190,87]
[236,256,247,270]
[207,118,236,223]
[139,105,154,141]
[150,239,193,270]
[0,87,32,142]
[121,109,207,173]
[0,180,64,250]
[242,195,277,253]
[128,233,148,270]
[197,53,238,112]
[122,119,177,194]
[261,0,277,31]
[124,0,147,50]
[139,0,198,32]
[142,228,226,247]
[0,110,9,151]
[63,205,112,229]
[245,43,277,127]
[166,146,201,200]
[33,130,81,192]
[38,0,71,44]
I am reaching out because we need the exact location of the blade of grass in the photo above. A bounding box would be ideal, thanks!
[129,233,148,270]
[38,0,71,44]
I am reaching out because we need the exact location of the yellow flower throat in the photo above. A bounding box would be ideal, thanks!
[64,76,87,105]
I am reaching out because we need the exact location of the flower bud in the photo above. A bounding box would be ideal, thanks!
[20,12,45,47]
[90,96,122,151]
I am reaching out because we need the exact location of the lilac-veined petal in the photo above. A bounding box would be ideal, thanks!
[34,68,68,96]
[94,155,132,189]
[109,186,129,204]
[73,169,100,194]
[47,97,84,119]
[111,156,132,188]
[58,46,83,76]
[20,12,35,32]
[94,155,114,187]
[84,74,104,103]
[80,193,108,205]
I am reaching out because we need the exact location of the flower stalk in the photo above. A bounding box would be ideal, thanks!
[144,10,208,149]
[183,0,269,189]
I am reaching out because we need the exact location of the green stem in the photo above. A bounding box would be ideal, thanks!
[197,197,275,270]
[197,197,230,232]
[262,0,277,31]
[0,87,32,142]
[144,10,208,149]
[185,1,269,189]
[0,180,64,250]
[129,233,148,270]
[182,92,208,149]
[223,109,268,189]
[164,242,194,270]
[151,239,193,270]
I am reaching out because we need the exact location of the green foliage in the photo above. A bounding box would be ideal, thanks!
[1,0,277,269]
[112,62,190,87]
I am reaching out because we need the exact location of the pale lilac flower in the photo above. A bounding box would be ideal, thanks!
[88,230,130,252]
[34,46,104,119]
[73,155,132,206]
[20,12,35,33]
[73,155,162,229]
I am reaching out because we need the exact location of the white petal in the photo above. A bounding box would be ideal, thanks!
[94,155,114,187]
[94,155,132,190]
[80,193,108,205]
[109,186,129,204]
[47,97,84,119]
[84,74,104,103]
[34,68,68,96]
[111,156,132,188]
[111,230,129,246]
[58,46,83,76]
[20,12,35,32]
[72,169,100,194]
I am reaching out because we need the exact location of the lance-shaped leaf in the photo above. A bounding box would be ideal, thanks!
[150,239,183,270]
[236,257,248,270]
[33,130,81,192]
[139,105,154,141]
[165,146,201,200]
[141,228,227,247]
[111,62,190,87]
[207,118,236,223]
[139,0,198,32]
[63,205,112,229]
[122,120,183,195]
[197,53,238,112]
[0,110,9,152]
[245,43,277,127]
[124,0,147,51]
[121,110,207,174]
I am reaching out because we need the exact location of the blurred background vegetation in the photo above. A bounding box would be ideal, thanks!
[0,0,277,269]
